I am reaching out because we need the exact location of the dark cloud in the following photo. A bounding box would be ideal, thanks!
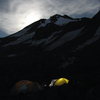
[0,0,99,37]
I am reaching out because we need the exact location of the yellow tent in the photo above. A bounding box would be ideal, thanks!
[49,78,69,87]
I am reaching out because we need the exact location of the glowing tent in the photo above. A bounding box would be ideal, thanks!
[49,78,69,87]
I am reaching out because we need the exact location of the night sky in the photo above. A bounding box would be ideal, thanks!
[0,0,100,37]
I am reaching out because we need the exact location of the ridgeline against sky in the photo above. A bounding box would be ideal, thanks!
[0,0,100,37]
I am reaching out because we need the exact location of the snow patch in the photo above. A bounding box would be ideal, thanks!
[55,17,73,26]
[10,27,32,37]
[43,31,62,45]
[95,27,100,36]
[31,31,62,46]
[75,27,100,51]
[32,39,46,46]
[38,17,74,28]
[3,32,35,46]
[75,36,100,51]
[39,19,51,28]
[46,28,83,51]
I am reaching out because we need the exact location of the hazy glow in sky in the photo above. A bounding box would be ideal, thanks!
[0,0,99,37]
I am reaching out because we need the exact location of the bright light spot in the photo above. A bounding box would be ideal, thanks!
[24,12,41,26]
[18,11,41,30]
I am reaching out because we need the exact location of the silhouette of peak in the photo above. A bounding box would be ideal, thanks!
[93,10,100,19]
[50,14,73,19]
